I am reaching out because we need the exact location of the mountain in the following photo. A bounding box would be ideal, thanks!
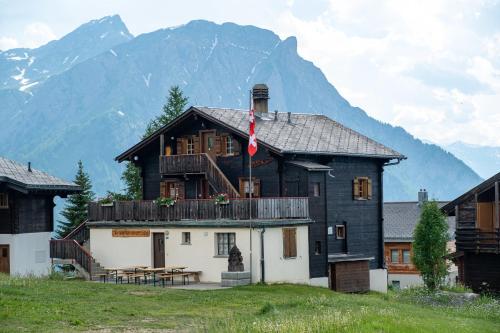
[444,142,500,179]
[0,16,483,201]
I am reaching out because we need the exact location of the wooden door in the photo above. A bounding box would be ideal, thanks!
[0,245,9,274]
[201,130,216,159]
[152,233,165,268]
[329,263,336,290]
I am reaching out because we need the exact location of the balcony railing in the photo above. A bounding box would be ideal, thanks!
[456,228,500,253]
[159,153,240,197]
[88,197,309,222]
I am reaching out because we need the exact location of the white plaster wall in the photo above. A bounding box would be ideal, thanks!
[369,269,388,293]
[388,273,423,289]
[262,227,310,284]
[0,232,51,276]
[90,229,152,269]
[309,277,329,288]
[89,226,309,284]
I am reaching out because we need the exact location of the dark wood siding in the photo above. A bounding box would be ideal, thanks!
[0,188,54,234]
[327,157,384,270]
[330,260,370,292]
[463,253,500,292]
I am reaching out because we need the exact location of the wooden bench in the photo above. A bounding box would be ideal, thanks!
[182,271,202,282]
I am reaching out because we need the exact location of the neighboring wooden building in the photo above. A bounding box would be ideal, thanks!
[0,157,80,276]
[384,190,456,289]
[442,173,500,292]
[56,84,404,291]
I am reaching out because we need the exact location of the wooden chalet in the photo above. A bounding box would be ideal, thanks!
[0,157,80,275]
[57,84,404,291]
[384,190,456,288]
[442,173,500,292]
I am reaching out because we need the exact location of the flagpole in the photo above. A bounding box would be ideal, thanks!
[248,88,253,283]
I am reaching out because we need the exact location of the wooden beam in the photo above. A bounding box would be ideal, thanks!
[160,134,165,156]
[495,181,499,229]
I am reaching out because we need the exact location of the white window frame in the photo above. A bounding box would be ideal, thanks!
[215,232,235,256]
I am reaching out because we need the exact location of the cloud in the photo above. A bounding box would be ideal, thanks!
[23,22,56,48]
[0,37,19,50]
[272,0,500,146]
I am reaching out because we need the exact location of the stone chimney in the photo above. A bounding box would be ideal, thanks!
[28,162,32,172]
[418,189,428,206]
[252,84,269,113]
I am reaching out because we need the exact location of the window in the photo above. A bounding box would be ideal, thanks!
[312,183,320,197]
[335,225,345,239]
[391,249,400,263]
[403,250,411,264]
[187,137,195,155]
[239,178,260,198]
[314,241,321,255]
[160,181,185,199]
[283,228,297,258]
[216,233,235,256]
[0,193,8,209]
[353,177,372,200]
[392,280,401,289]
[182,232,191,245]
[226,136,234,155]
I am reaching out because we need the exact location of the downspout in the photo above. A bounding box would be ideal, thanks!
[260,228,266,283]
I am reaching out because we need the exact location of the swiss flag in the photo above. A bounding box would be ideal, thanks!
[248,108,257,157]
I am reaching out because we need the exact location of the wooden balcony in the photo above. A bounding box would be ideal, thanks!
[456,227,500,253]
[88,197,310,222]
[159,154,206,175]
[159,153,240,197]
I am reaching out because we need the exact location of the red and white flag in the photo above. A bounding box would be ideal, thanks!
[248,108,257,157]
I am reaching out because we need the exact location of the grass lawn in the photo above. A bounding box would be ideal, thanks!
[0,275,499,332]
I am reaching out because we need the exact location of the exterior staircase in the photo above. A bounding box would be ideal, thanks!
[159,153,240,197]
[50,221,105,281]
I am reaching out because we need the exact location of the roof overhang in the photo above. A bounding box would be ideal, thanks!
[327,253,374,263]
[86,219,313,228]
[0,176,81,195]
[442,171,500,215]
[115,106,283,162]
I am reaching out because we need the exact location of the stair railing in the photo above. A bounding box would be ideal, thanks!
[202,153,240,198]
[50,239,92,276]
[64,221,89,244]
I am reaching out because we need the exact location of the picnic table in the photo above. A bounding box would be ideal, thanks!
[104,266,148,284]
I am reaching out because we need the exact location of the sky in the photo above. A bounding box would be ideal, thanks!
[1,0,500,147]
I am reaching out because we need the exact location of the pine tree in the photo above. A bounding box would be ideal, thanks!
[121,86,188,199]
[412,201,449,290]
[143,85,188,138]
[56,161,95,238]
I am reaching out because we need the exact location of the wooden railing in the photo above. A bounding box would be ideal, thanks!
[64,221,89,244]
[456,228,500,253]
[159,154,240,198]
[50,239,93,275]
[88,197,309,222]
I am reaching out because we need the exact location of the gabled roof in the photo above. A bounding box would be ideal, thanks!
[384,201,455,242]
[441,172,500,215]
[116,106,404,162]
[0,157,80,193]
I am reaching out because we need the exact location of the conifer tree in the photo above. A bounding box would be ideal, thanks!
[56,161,95,238]
[121,86,188,199]
[412,201,449,290]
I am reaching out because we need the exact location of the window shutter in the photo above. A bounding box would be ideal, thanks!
[290,228,297,257]
[215,135,221,155]
[181,138,188,154]
[177,182,185,200]
[283,229,290,258]
[193,136,200,154]
[353,178,360,200]
[160,181,167,197]
[253,178,261,197]
[233,138,241,156]
[367,178,373,200]
[221,135,227,155]
[176,138,183,155]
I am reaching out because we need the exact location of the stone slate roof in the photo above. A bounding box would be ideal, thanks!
[197,107,403,159]
[0,157,80,192]
[384,201,455,242]
[116,106,404,161]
